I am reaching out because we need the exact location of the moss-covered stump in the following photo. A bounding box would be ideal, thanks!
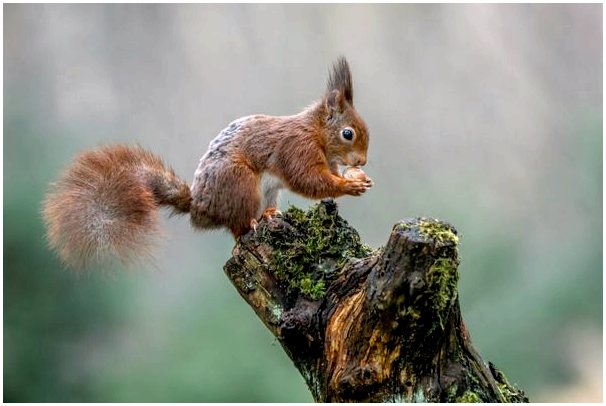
[224,200,528,402]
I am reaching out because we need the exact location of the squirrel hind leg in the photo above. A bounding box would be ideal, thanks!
[261,207,282,220]
[191,160,261,239]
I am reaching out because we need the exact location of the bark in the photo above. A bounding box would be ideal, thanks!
[224,200,528,402]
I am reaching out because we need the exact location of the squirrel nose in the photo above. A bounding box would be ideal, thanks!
[356,156,367,166]
[348,153,367,167]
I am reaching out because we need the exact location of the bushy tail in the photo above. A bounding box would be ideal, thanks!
[42,145,192,269]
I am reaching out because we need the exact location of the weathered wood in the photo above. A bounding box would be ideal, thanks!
[224,200,528,402]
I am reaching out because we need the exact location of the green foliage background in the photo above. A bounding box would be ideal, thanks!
[4,4,602,402]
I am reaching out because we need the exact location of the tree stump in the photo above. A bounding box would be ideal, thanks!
[224,200,528,402]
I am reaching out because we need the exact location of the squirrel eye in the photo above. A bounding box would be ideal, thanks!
[341,128,354,141]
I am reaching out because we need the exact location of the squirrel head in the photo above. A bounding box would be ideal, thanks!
[320,57,369,168]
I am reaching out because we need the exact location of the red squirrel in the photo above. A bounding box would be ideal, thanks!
[43,57,372,269]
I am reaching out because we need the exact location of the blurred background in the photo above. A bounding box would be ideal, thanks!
[4,3,602,402]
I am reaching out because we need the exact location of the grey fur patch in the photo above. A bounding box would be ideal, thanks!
[208,115,252,151]
[192,115,254,191]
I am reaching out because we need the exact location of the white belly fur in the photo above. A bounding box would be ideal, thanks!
[259,172,284,216]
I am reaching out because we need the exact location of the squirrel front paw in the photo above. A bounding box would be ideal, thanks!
[343,178,371,196]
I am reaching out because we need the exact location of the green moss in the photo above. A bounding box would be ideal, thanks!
[456,391,481,403]
[258,201,371,300]
[490,362,529,402]
[418,219,459,246]
[424,255,459,332]
[269,303,283,324]
[427,257,459,312]
[446,384,458,399]
[411,388,426,402]
[402,306,421,320]
[394,222,411,233]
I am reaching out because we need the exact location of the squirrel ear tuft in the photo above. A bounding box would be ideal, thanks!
[325,89,346,117]
[326,57,353,105]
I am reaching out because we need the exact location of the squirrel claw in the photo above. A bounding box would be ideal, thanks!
[249,219,259,233]
[261,208,282,220]
[345,178,371,196]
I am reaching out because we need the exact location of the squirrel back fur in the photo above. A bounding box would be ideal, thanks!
[43,145,191,268]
